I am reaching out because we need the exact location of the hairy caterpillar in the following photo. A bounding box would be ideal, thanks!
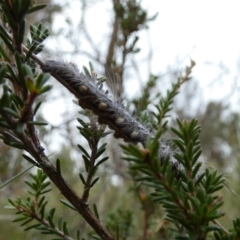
[41,60,152,145]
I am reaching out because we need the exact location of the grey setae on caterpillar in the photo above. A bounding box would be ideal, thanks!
[41,60,152,146]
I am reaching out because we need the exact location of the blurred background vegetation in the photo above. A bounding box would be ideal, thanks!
[1,0,240,239]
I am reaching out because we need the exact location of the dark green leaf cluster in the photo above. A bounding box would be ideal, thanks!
[132,74,159,111]
[0,0,46,50]
[6,169,82,240]
[72,61,114,203]
[25,23,49,62]
[152,65,194,133]
[132,62,195,137]
[114,0,157,36]
[77,114,110,202]
[25,169,51,196]
[0,0,51,150]
[111,0,158,69]
[106,209,133,240]
[122,119,226,239]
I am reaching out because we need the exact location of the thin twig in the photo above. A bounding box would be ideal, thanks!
[212,219,229,235]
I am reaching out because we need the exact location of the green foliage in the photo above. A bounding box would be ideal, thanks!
[0,0,51,151]
[122,119,227,239]
[77,113,110,202]
[114,0,157,38]
[0,1,240,240]
[106,209,133,240]
[5,169,81,240]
